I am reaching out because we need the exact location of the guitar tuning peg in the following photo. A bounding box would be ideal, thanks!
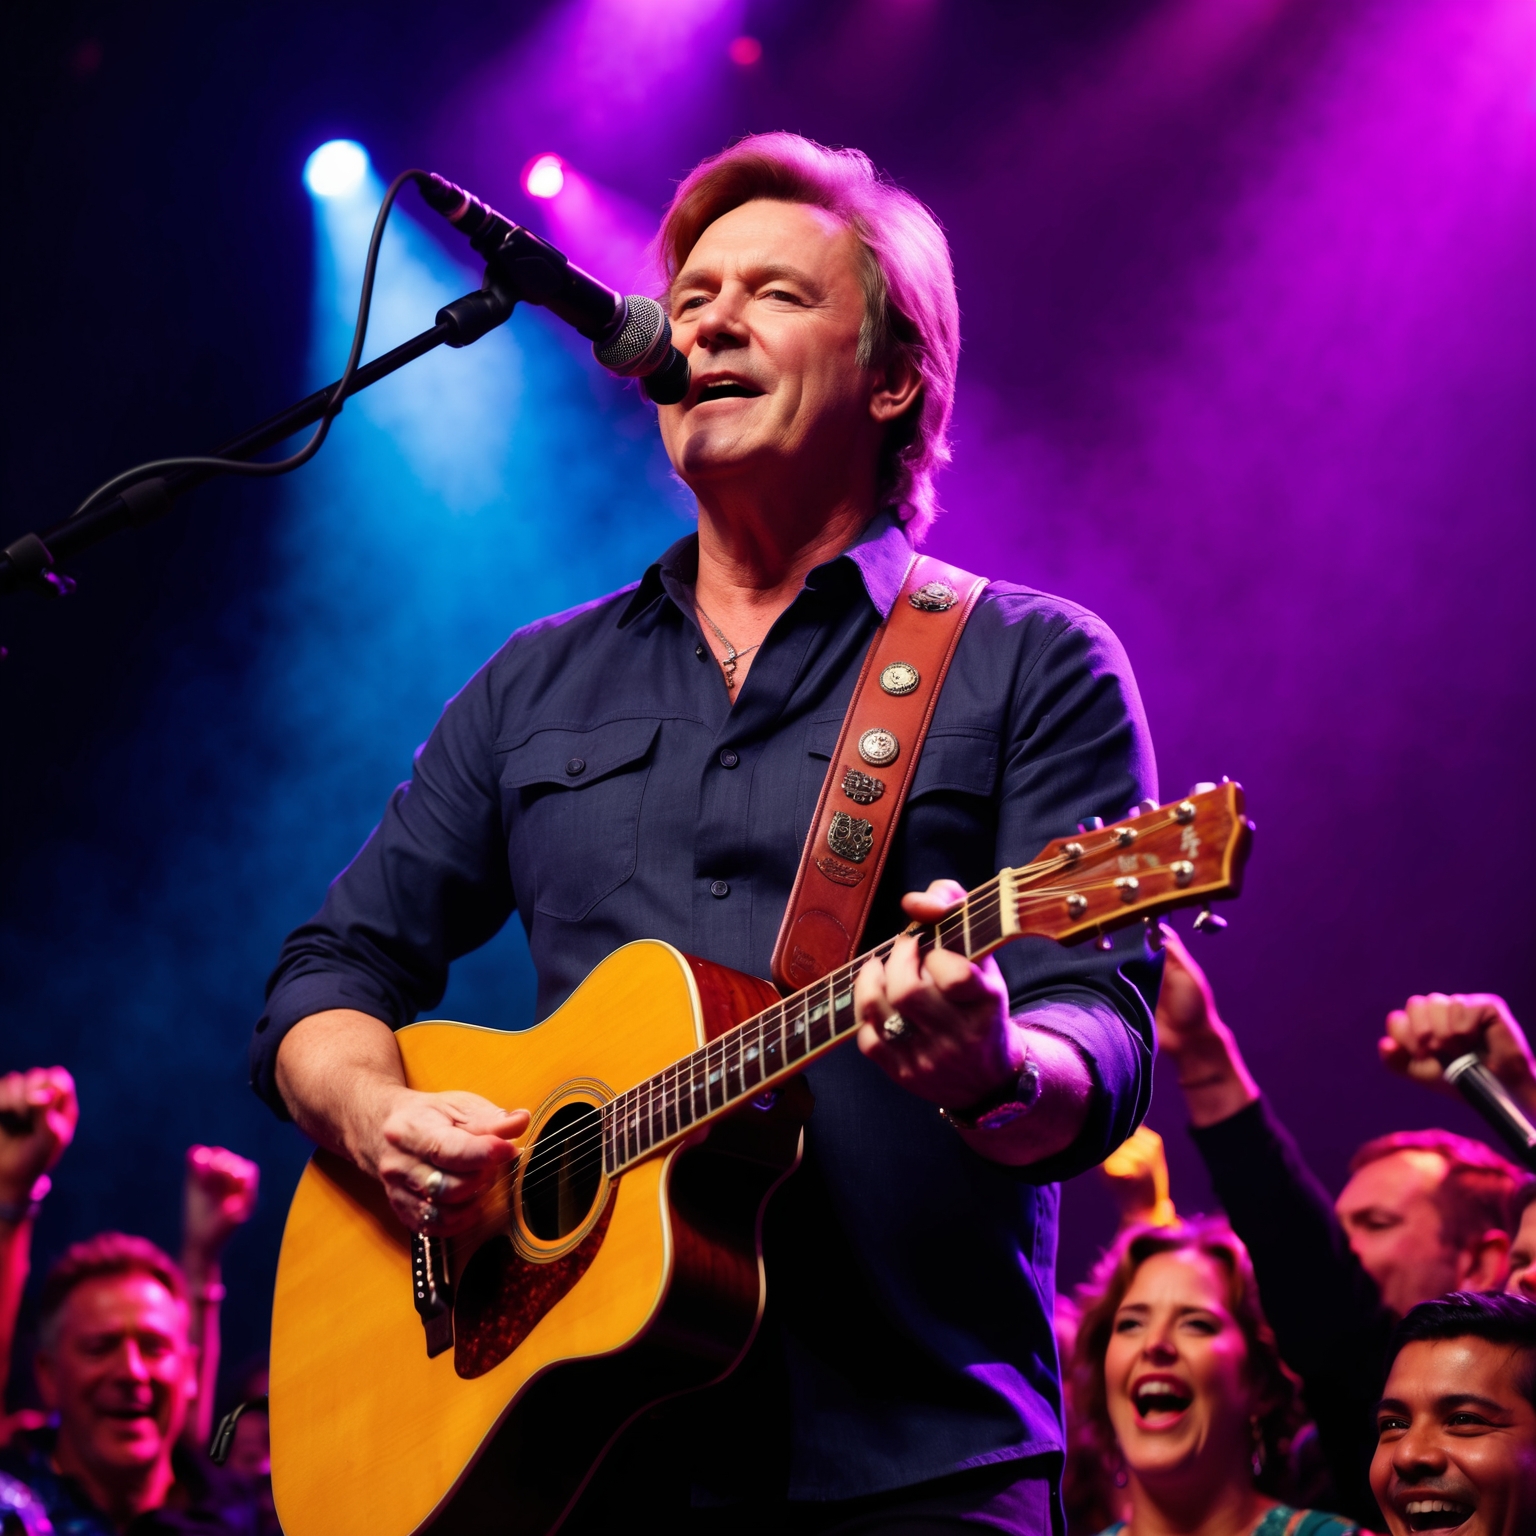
[1190,782,1217,796]
[1078,816,1105,833]
[1193,908,1228,935]
[1094,932,1114,952]
[1144,916,1165,952]
[1140,798,1159,815]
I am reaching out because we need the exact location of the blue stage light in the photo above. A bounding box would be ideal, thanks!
[303,139,370,199]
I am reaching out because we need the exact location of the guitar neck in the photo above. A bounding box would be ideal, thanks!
[598,782,1249,1175]
[600,873,1018,1175]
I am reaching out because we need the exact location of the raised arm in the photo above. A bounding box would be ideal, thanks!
[179,1144,259,1448]
[1378,992,1536,1116]
[0,1067,78,1434]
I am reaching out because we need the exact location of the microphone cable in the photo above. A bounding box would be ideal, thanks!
[67,166,425,523]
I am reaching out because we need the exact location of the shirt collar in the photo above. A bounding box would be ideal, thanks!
[617,508,914,629]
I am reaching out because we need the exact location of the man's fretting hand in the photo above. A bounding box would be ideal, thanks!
[852,880,1093,1167]
[1379,992,1536,1116]
[0,1066,78,1212]
[1154,928,1259,1129]
[853,880,1020,1110]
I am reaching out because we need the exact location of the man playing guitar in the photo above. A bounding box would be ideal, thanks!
[254,132,1161,1533]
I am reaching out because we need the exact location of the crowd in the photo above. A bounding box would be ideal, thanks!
[0,1070,270,1536]
[1060,929,1536,1536]
[2,934,1534,1536]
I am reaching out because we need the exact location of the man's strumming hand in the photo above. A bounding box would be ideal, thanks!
[275,1008,530,1238]
[852,880,1093,1168]
[0,1066,78,1212]
[1379,992,1536,1116]
[1154,927,1259,1128]
[368,1087,529,1237]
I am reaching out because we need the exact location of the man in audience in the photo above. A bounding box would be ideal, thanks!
[0,1233,233,1533]
[0,1066,260,1532]
[1371,1291,1536,1536]
[1153,929,1524,1525]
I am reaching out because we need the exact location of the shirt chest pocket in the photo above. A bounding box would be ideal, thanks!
[498,719,661,922]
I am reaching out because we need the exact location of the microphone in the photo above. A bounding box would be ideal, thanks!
[1445,1053,1536,1173]
[414,172,690,405]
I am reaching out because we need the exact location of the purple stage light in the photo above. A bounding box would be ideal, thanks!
[728,35,762,66]
[523,153,567,200]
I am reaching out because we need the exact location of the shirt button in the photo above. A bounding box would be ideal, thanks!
[565,757,586,776]
[709,880,730,899]
[718,749,739,768]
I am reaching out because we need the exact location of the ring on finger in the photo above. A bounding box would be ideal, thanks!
[423,1166,446,1200]
[882,1012,907,1041]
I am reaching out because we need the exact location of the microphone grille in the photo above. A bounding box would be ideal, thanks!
[594,295,671,377]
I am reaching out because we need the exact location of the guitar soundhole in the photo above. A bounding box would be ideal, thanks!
[522,1100,604,1242]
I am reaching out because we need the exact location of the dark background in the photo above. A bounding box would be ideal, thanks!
[2,0,1532,1407]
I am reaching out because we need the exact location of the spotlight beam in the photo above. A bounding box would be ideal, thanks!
[0,282,515,601]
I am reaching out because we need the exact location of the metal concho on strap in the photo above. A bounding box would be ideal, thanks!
[770,554,987,991]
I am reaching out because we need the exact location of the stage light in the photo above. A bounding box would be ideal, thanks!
[728,35,762,66]
[304,140,370,200]
[522,153,566,200]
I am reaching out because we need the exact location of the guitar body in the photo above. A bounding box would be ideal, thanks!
[269,940,804,1536]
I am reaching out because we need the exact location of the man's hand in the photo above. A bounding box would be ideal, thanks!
[368,1088,529,1237]
[275,1009,531,1238]
[852,880,1092,1166]
[853,880,1020,1109]
[1378,992,1536,1115]
[182,1146,260,1274]
[0,1066,78,1211]
[1154,928,1259,1128]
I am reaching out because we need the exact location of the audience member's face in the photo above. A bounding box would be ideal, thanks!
[1338,1150,1461,1316]
[1505,1207,1536,1300]
[1104,1249,1258,1493]
[35,1273,196,1480]
[1373,1336,1536,1536]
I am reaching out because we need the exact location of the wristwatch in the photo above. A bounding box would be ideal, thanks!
[939,1057,1043,1132]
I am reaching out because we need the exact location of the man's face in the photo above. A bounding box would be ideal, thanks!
[35,1273,196,1479]
[657,198,899,500]
[1505,1206,1536,1300]
[1338,1150,1461,1316]
[1372,1337,1536,1536]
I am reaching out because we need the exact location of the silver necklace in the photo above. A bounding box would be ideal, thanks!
[694,600,761,691]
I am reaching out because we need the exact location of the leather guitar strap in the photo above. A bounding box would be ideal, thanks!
[771,553,988,991]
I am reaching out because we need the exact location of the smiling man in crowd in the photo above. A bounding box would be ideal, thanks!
[1153,930,1524,1525]
[0,1234,234,1535]
[1372,1292,1536,1536]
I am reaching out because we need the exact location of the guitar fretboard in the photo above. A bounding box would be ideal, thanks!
[600,872,1016,1174]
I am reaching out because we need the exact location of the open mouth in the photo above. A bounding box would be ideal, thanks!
[1402,1499,1473,1532]
[694,379,762,404]
[1131,1379,1193,1426]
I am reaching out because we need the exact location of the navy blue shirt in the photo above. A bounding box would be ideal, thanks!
[253,511,1161,1501]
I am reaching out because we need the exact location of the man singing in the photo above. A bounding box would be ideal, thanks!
[253,133,1160,1534]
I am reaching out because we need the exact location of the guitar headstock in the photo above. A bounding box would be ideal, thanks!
[1006,782,1252,944]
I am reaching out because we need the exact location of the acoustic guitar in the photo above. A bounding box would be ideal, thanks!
[269,782,1251,1536]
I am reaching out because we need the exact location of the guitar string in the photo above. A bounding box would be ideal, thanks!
[456,814,1196,1224]
[470,858,1185,1225]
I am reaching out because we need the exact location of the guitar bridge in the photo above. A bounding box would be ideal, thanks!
[411,1232,454,1358]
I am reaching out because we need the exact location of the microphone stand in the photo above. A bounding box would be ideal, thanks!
[0,280,516,605]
